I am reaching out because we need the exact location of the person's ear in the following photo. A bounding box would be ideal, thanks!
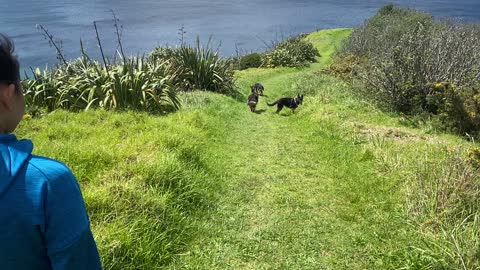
[0,84,16,111]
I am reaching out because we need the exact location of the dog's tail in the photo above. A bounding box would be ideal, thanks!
[267,100,278,106]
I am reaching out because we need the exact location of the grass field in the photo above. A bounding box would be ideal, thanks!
[16,28,479,269]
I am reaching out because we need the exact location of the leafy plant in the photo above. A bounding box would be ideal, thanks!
[262,35,320,68]
[238,53,262,70]
[23,55,180,113]
[151,37,237,95]
[338,4,480,135]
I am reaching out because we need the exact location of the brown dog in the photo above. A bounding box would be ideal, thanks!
[250,83,264,96]
[247,92,259,112]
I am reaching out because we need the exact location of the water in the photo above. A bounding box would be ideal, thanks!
[2,0,480,70]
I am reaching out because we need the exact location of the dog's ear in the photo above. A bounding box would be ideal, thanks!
[301,94,304,99]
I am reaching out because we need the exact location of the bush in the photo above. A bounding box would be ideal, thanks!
[423,82,480,134]
[238,53,262,70]
[263,48,298,68]
[149,47,175,62]
[340,5,435,58]
[170,44,236,94]
[263,36,320,68]
[150,38,237,95]
[23,56,180,113]
[24,35,238,114]
[338,4,480,135]
[321,54,365,79]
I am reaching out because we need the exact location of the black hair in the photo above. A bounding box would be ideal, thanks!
[0,34,21,94]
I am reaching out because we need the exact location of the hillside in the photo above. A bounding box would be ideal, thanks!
[16,28,478,269]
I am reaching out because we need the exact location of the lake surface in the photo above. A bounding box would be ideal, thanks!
[3,0,480,69]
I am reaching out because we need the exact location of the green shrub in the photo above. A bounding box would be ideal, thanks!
[24,36,239,114]
[466,146,480,168]
[239,53,262,70]
[170,44,236,94]
[341,5,434,58]
[263,48,298,68]
[149,47,175,62]
[378,3,395,15]
[424,82,474,134]
[150,39,237,95]
[321,54,365,79]
[23,56,180,113]
[429,84,463,131]
[338,4,480,135]
[263,36,320,68]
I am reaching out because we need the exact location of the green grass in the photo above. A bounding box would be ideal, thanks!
[15,28,479,269]
[17,109,223,268]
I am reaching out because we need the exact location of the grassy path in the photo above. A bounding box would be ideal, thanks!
[170,29,411,269]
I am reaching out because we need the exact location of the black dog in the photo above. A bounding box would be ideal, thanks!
[247,92,259,112]
[267,94,304,113]
[250,83,264,96]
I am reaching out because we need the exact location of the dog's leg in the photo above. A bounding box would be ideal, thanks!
[276,105,283,113]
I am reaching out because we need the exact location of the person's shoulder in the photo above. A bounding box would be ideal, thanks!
[27,155,75,183]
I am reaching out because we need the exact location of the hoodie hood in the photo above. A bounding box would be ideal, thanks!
[0,134,33,194]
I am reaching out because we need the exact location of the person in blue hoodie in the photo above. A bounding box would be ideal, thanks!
[0,34,102,269]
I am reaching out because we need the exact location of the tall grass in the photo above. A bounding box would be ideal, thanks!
[353,119,480,268]
[404,148,480,269]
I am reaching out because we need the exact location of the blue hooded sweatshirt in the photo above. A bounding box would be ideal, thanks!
[0,134,102,269]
